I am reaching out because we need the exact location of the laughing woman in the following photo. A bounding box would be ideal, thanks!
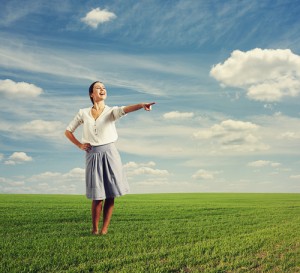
[65,81,155,235]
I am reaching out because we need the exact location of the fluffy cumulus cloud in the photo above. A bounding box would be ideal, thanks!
[20,119,65,139]
[124,161,156,168]
[63,168,85,178]
[123,162,171,190]
[192,169,215,180]
[1,168,85,194]
[193,119,268,152]
[28,168,85,182]
[210,48,300,102]
[248,160,281,168]
[0,79,43,99]
[81,8,116,28]
[4,152,33,165]
[163,111,194,119]
[124,161,169,177]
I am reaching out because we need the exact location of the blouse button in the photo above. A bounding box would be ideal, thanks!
[94,123,97,135]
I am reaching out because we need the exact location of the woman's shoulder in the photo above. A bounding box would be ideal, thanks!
[73,107,91,117]
[79,107,92,113]
[104,105,122,112]
[106,105,122,110]
[105,105,124,112]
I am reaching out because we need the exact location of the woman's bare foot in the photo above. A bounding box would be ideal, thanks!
[100,228,107,235]
[91,230,99,235]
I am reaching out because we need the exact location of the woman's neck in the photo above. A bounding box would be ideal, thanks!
[93,101,105,110]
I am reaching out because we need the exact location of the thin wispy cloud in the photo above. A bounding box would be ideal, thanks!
[248,160,281,168]
[0,0,72,26]
[0,41,180,95]
[279,131,300,140]
[0,0,41,26]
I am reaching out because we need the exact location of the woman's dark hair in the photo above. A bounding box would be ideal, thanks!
[89,81,101,104]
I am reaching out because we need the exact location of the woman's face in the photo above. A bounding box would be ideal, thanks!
[91,82,107,102]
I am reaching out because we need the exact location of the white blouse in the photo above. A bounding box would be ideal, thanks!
[66,105,126,146]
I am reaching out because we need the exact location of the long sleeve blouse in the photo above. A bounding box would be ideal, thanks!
[66,105,126,146]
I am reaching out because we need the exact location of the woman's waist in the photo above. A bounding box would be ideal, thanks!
[89,142,116,153]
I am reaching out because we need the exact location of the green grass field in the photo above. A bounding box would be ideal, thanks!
[1,193,299,273]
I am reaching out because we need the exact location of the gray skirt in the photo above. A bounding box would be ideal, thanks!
[85,143,129,200]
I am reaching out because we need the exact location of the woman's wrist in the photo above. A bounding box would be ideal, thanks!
[76,143,82,149]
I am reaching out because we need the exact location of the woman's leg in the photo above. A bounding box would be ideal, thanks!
[91,200,103,234]
[101,198,115,235]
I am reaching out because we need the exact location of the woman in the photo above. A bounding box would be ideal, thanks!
[65,81,155,235]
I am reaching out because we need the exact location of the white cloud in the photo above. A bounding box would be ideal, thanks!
[124,161,156,168]
[63,168,85,178]
[0,177,7,183]
[4,152,33,165]
[279,131,300,140]
[194,119,258,139]
[81,8,116,28]
[163,111,194,119]
[28,171,62,182]
[2,168,85,194]
[20,120,65,139]
[250,113,300,155]
[117,116,198,158]
[263,104,275,110]
[118,111,300,159]
[38,183,50,188]
[221,119,258,131]
[270,162,281,167]
[193,119,267,152]
[248,160,281,168]
[210,48,300,102]
[129,167,169,176]
[124,161,169,177]
[192,169,215,180]
[8,181,25,186]
[0,79,43,99]
[136,178,171,186]
[28,168,85,183]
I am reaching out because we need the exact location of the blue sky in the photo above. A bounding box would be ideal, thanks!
[1,0,300,194]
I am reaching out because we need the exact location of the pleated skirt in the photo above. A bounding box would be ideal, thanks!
[85,143,129,200]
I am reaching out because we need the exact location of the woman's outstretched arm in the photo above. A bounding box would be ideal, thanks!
[123,102,155,114]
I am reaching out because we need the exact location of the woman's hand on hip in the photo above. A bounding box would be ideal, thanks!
[78,143,91,152]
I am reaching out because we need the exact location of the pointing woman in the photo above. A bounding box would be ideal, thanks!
[65,81,155,235]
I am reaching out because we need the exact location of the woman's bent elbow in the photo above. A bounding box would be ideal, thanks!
[65,130,71,137]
